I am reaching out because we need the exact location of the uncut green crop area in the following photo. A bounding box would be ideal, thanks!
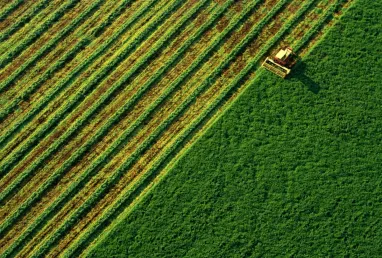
[0,0,371,257]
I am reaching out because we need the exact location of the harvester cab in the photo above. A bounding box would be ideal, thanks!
[262,47,297,78]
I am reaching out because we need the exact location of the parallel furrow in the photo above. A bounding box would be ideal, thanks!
[0,0,49,42]
[1,0,237,256]
[29,0,295,256]
[60,0,323,256]
[0,0,350,256]
[0,0,80,69]
[0,0,163,151]
[0,0,170,176]
[0,0,24,23]
[0,0,125,123]
[0,0,106,95]
[1,0,202,256]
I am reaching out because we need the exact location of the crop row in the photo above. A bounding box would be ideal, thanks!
[3,0,203,232]
[9,5,230,242]
[0,0,125,97]
[0,0,176,180]
[70,0,267,152]
[29,0,225,187]
[0,4,164,234]
[48,0,269,220]
[0,0,157,154]
[21,0,221,193]
[0,1,191,221]
[0,1,202,255]
[0,0,97,89]
[1,1,246,256]
[294,0,343,52]
[25,0,249,252]
[278,0,331,49]
[0,0,62,53]
[0,0,166,133]
[77,1,347,256]
[0,0,196,231]
[4,0,215,253]
[0,0,24,22]
[0,0,106,118]
[0,1,137,194]
[0,0,130,123]
[60,0,319,255]
[0,0,71,78]
[0,0,164,174]
[0,0,80,69]
[26,1,290,256]
[2,0,326,254]
[0,5,169,231]
[0,0,49,42]
[1,13,189,253]
[10,0,322,255]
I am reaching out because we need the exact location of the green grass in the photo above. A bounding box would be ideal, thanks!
[88,0,382,256]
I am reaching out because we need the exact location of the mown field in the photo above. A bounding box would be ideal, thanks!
[0,0,354,257]
[88,0,382,256]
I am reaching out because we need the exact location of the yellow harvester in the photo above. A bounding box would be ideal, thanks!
[262,47,297,78]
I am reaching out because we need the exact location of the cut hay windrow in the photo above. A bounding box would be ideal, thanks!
[0,0,24,22]
[0,0,49,42]
[0,1,252,256]
[0,0,80,69]
[0,0,126,120]
[0,5,172,231]
[0,0,160,157]
[27,1,294,256]
[0,0,106,93]
[61,0,319,255]
[294,0,345,52]
[0,1,212,255]
[0,0,186,217]
[0,0,171,175]
[0,0,146,200]
[0,0,191,212]
[0,0,352,256]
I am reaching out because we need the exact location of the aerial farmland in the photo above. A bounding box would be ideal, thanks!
[0,0,380,257]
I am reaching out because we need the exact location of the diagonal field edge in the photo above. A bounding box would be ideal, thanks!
[0,0,210,257]
[71,0,327,256]
[42,0,296,256]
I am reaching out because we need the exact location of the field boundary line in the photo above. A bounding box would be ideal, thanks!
[79,0,336,254]
[83,1,355,255]
[58,0,300,256]
[0,0,210,256]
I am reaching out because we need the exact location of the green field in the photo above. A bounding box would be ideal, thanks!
[88,0,382,256]
[1,0,379,257]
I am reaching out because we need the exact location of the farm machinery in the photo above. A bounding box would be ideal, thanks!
[262,47,297,78]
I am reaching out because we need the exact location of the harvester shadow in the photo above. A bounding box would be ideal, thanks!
[291,62,320,94]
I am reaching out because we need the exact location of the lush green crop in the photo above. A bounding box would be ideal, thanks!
[88,1,382,257]
[1,0,365,257]
[0,1,223,256]
[64,1,319,255]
